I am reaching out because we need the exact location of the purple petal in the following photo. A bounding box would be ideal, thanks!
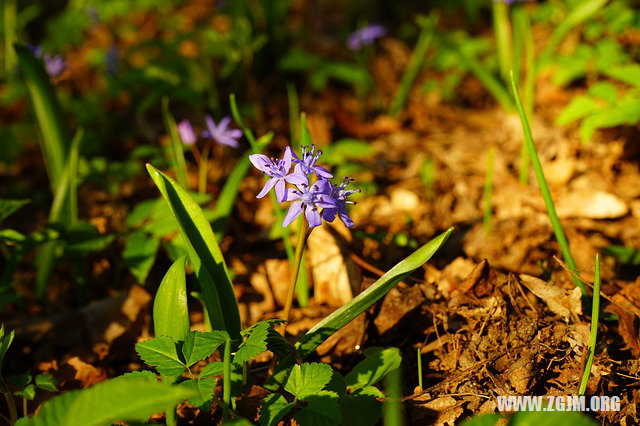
[205,115,216,133]
[249,154,271,172]
[284,172,308,186]
[217,136,239,148]
[274,179,286,202]
[305,208,322,228]
[313,165,333,178]
[218,116,231,131]
[282,202,303,227]
[322,207,337,223]
[312,178,333,194]
[256,177,277,199]
[338,208,355,228]
[177,119,197,145]
[283,146,293,172]
[227,129,243,139]
[314,194,338,208]
[202,130,212,138]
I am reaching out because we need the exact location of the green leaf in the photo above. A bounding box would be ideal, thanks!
[18,377,198,426]
[61,222,114,255]
[234,322,270,364]
[294,391,341,426]
[179,376,216,409]
[199,361,243,396]
[0,199,30,224]
[556,95,601,126]
[508,411,598,426]
[297,228,453,359]
[115,371,158,383]
[182,330,229,367]
[284,363,333,400]
[135,337,186,377]
[588,82,617,103]
[8,372,32,389]
[15,384,36,400]
[340,386,383,426]
[153,256,189,342]
[35,373,58,391]
[260,394,295,426]
[603,64,640,89]
[602,245,640,265]
[124,231,160,284]
[146,164,241,338]
[345,347,402,392]
[0,324,15,368]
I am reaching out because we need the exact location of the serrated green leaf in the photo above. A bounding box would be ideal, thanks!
[182,330,229,367]
[297,228,453,359]
[135,337,186,377]
[0,199,30,224]
[153,256,189,342]
[35,373,58,391]
[114,371,158,383]
[284,363,333,400]
[198,361,243,396]
[345,347,402,392]
[234,322,270,364]
[340,386,383,426]
[146,164,241,338]
[179,376,216,409]
[266,327,298,359]
[15,384,36,400]
[556,96,600,126]
[124,231,160,284]
[294,391,341,426]
[17,377,198,426]
[260,394,295,426]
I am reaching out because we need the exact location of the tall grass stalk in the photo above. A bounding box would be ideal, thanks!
[383,367,404,426]
[492,0,512,84]
[510,72,586,296]
[579,254,600,396]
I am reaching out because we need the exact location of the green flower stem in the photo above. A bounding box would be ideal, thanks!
[222,337,232,421]
[198,142,211,195]
[492,0,512,84]
[281,216,310,336]
[483,146,495,236]
[161,97,189,190]
[579,254,600,396]
[416,347,423,390]
[510,72,586,296]
[389,13,437,117]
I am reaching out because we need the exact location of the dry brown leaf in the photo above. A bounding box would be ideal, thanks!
[519,275,582,319]
[556,190,628,219]
[65,356,107,387]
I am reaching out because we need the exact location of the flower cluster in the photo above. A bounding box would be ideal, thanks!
[347,24,386,51]
[28,45,66,78]
[177,115,241,148]
[250,145,359,229]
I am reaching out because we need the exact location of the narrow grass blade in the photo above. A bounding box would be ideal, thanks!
[35,129,83,299]
[383,366,404,426]
[389,13,437,117]
[153,256,189,342]
[161,97,189,190]
[579,254,600,396]
[541,0,608,61]
[492,0,512,84]
[3,0,17,76]
[483,146,495,236]
[297,228,453,359]
[15,44,70,193]
[229,94,310,307]
[510,72,586,296]
[146,164,241,338]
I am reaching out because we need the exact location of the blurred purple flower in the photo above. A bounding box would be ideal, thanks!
[106,46,118,76]
[347,24,386,51]
[27,45,66,78]
[201,115,242,148]
[250,147,307,202]
[292,145,333,178]
[322,177,359,228]
[177,119,197,145]
[283,177,337,228]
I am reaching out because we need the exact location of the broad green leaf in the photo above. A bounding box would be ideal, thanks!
[588,82,617,103]
[14,44,70,193]
[135,337,186,377]
[15,384,36,400]
[0,324,15,368]
[509,411,597,426]
[182,330,229,367]
[124,231,160,284]
[35,373,58,391]
[556,96,600,126]
[153,257,189,342]
[146,164,240,338]
[0,199,30,224]
[266,327,298,359]
[234,321,270,364]
[293,391,341,426]
[284,363,333,400]
[340,386,383,426]
[604,64,640,89]
[61,222,114,254]
[18,377,198,426]
[297,228,453,359]
[260,394,295,426]
[345,347,402,392]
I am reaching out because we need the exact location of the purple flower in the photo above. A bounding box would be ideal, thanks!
[106,46,118,76]
[27,45,66,78]
[321,177,360,228]
[292,145,333,178]
[283,177,338,228]
[347,24,386,51]
[202,115,242,148]
[177,119,197,145]
[250,147,307,202]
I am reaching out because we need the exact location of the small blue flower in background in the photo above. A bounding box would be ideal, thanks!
[27,45,67,78]
[283,177,337,228]
[347,24,386,51]
[292,145,333,178]
[250,147,308,202]
[202,115,242,148]
[250,145,358,229]
[177,119,197,145]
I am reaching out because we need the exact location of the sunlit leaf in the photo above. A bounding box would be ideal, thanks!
[153,256,189,342]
